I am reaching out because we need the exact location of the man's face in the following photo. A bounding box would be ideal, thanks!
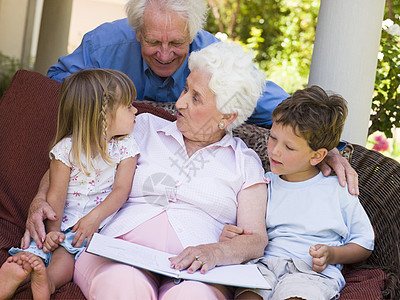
[138,6,191,78]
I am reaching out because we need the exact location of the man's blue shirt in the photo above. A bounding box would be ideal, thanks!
[48,18,289,126]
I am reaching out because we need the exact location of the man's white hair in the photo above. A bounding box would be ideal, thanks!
[188,42,266,131]
[125,0,208,40]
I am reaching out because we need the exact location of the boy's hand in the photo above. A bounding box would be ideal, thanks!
[309,244,333,272]
[219,224,253,242]
[43,231,65,253]
[71,213,101,248]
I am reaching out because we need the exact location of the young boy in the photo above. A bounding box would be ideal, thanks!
[223,86,375,300]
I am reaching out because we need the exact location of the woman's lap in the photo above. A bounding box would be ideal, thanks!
[74,251,159,299]
[74,251,231,300]
[159,277,233,300]
[74,212,232,299]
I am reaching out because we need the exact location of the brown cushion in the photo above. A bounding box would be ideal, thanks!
[0,69,85,298]
[0,70,60,228]
[340,268,386,299]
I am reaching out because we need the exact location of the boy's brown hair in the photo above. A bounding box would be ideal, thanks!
[271,85,348,151]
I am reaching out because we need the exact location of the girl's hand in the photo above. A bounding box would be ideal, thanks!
[219,224,253,242]
[309,244,332,272]
[71,213,101,248]
[169,244,221,274]
[43,231,65,253]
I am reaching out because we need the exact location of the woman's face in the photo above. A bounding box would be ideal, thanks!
[175,68,225,144]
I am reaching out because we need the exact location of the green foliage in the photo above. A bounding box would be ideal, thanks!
[0,52,21,98]
[264,0,319,93]
[369,27,400,138]
[204,0,319,94]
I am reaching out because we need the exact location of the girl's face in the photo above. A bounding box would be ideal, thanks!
[107,103,137,139]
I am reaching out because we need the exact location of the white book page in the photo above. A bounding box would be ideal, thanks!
[87,233,179,277]
[86,233,270,289]
[179,264,271,289]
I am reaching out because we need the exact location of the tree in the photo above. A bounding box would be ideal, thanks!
[369,19,400,138]
[204,0,319,94]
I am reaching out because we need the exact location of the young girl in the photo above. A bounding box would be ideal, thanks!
[0,69,139,299]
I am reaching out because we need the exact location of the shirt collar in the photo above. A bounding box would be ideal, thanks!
[159,120,235,149]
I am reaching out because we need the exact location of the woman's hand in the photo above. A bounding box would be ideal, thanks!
[169,243,222,274]
[318,148,359,195]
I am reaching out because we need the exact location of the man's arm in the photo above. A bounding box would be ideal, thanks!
[47,21,110,82]
[47,40,91,82]
[21,170,57,249]
[47,19,134,83]
[318,148,359,195]
[246,80,289,127]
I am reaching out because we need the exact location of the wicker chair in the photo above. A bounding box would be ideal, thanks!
[346,143,400,299]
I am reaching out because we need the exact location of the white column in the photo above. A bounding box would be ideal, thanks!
[308,0,385,146]
[34,0,73,75]
[21,0,39,68]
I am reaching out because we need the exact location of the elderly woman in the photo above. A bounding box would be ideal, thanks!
[70,41,268,299]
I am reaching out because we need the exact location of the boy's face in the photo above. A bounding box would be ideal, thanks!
[267,122,320,182]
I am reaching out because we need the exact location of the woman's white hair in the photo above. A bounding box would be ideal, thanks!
[125,0,208,40]
[188,42,266,131]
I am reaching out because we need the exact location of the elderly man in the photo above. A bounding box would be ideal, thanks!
[47,0,289,127]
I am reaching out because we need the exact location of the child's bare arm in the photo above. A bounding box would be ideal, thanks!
[71,156,137,247]
[309,243,372,273]
[45,159,71,234]
[219,225,253,242]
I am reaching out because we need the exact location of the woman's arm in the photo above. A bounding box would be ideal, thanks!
[70,156,137,248]
[21,169,58,249]
[169,183,268,274]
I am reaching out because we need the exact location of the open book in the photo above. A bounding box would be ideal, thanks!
[86,233,270,289]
